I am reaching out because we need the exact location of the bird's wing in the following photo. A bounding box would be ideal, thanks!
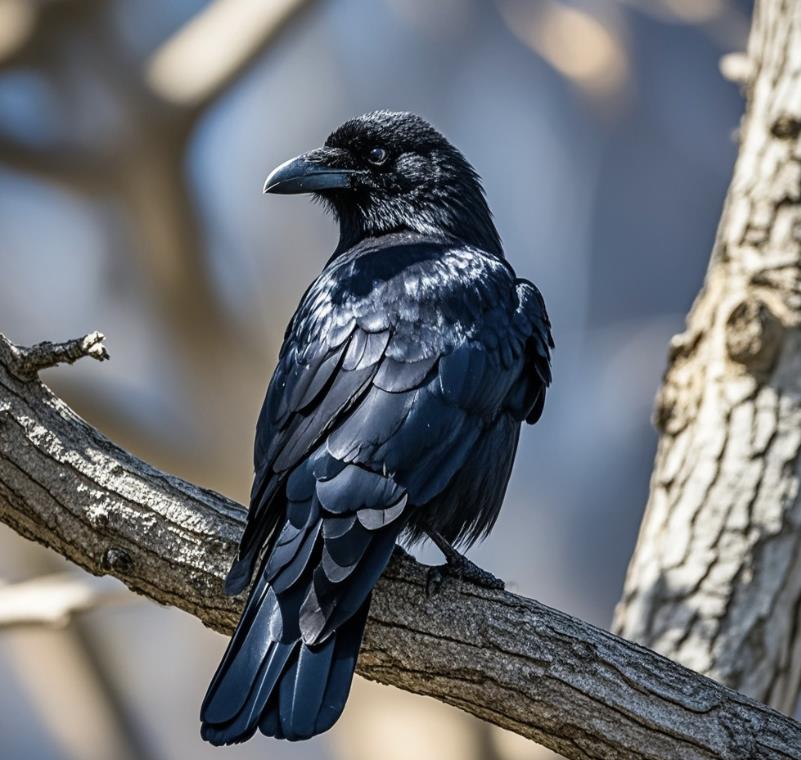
[226,242,553,597]
[206,243,553,740]
[505,279,554,424]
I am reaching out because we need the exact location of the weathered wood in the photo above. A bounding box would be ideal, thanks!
[614,0,801,714]
[2,332,801,759]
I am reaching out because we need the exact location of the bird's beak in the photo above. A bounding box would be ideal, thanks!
[263,149,359,194]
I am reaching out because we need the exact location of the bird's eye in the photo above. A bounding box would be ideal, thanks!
[367,147,388,166]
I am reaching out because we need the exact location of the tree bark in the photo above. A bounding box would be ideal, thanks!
[4,335,801,759]
[614,0,801,715]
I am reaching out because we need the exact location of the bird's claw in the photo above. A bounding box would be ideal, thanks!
[460,559,505,590]
[425,555,505,596]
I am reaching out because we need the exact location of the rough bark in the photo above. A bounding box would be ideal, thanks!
[614,0,801,714]
[3,334,801,759]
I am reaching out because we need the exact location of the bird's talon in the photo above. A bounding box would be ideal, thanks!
[424,557,505,595]
[458,559,505,591]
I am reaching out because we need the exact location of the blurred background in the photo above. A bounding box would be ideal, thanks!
[0,0,753,758]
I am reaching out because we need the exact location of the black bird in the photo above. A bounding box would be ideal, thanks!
[200,111,553,744]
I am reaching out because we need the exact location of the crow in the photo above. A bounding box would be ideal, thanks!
[200,110,553,744]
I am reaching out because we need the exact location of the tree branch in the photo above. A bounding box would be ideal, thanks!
[0,573,132,629]
[0,133,107,190]
[1,332,800,759]
[145,0,317,113]
[0,332,109,380]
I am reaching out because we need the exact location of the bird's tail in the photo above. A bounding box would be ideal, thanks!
[200,565,369,744]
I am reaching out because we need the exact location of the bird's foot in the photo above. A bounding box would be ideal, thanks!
[425,554,505,596]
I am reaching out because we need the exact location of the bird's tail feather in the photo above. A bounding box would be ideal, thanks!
[200,567,369,744]
[259,600,369,740]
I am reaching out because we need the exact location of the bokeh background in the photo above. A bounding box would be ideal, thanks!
[0,0,754,758]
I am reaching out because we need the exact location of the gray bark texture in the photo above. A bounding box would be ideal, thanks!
[614,0,801,715]
[4,334,801,759]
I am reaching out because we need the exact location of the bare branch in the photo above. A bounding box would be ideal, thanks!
[0,573,132,629]
[0,134,106,190]
[0,331,109,381]
[1,333,800,759]
[145,0,317,112]
[0,0,37,64]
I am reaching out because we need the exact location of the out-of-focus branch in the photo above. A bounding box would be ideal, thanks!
[0,0,37,64]
[2,332,801,760]
[0,134,105,190]
[0,573,131,629]
[145,0,316,112]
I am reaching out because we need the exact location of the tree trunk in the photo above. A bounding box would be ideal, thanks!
[614,0,801,714]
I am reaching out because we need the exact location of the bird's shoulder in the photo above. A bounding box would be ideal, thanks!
[267,235,554,444]
[286,233,518,360]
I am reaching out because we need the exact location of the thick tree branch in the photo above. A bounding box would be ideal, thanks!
[1,332,800,759]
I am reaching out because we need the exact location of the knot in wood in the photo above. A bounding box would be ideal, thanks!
[102,546,133,574]
[771,114,801,140]
[725,297,782,372]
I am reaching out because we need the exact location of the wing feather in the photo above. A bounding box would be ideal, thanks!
[207,238,555,745]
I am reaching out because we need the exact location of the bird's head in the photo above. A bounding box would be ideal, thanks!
[264,111,502,256]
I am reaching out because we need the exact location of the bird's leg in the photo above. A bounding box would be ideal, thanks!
[424,529,505,595]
